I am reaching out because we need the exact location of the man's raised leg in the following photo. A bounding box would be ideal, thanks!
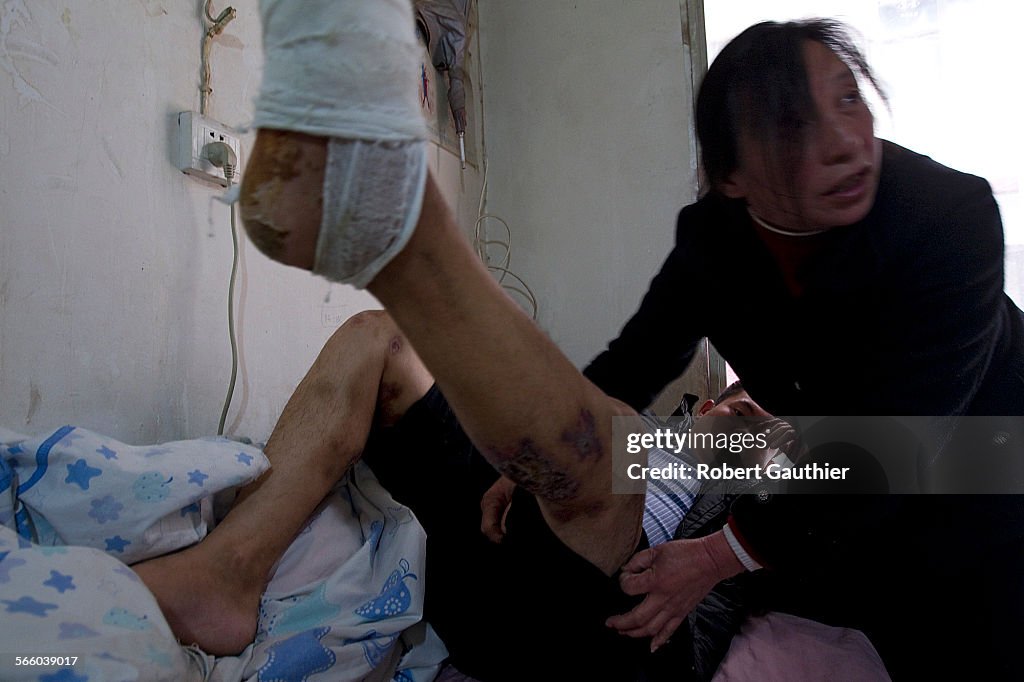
[133,311,428,655]
[241,0,644,577]
[241,131,646,577]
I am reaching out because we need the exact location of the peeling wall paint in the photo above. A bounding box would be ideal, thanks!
[1,0,57,108]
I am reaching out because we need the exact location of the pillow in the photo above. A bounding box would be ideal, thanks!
[712,612,890,682]
[0,525,205,681]
[2,425,269,564]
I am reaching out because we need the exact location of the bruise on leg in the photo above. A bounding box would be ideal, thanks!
[561,409,604,462]
[488,438,582,504]
[488,424,637,575]
[375,333,402,418]
[376,380,404,426]
[486,406,609,503]
[373,327,436,427]
[374,338,407,421]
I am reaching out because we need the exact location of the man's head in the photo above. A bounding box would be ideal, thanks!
[690,381,777,465]
[697,381,771,419]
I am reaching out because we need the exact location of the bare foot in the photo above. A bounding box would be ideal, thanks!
[133,541,264,656]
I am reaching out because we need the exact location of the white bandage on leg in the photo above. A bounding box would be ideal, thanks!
[316,138,428,287]
[255,0,427,141]
[255,0,430,286]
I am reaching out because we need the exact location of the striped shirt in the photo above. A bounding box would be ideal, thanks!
[642,445,702,546]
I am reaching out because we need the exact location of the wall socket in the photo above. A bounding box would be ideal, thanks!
[175,111,242,187]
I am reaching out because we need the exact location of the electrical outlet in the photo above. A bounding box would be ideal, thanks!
[175,111,242,187]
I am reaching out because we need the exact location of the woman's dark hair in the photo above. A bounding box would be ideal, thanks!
[695,19,885,195]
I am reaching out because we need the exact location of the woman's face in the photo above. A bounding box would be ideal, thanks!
[721,40,882,232]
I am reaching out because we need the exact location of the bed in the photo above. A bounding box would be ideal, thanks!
[0,425,890,681]
[0,425,446,681]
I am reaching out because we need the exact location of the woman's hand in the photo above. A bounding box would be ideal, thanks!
[606,530,743,652]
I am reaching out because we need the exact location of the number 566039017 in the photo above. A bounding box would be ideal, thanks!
[15,656,79,666]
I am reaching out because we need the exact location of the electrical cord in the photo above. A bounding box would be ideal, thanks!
[472,162,538,318]
[197,2,240,435]
[200,1,237,116]
[217,195,240,436]
[475,213,511,277]
[203,0,223,23]
[205,146,240,436]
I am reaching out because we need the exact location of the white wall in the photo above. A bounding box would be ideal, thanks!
[476,0,700,372]
[0,0,481,444]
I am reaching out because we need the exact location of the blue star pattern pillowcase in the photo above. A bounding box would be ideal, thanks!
[1,425,269,564]
[0,525,206,681]
[0,428,448,680]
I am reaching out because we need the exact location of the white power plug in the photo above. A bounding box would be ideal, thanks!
[205,141,238,182]
[176,111,242,187]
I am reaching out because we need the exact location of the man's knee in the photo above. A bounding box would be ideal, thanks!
[309,310,430,425]
[325,310,397,353]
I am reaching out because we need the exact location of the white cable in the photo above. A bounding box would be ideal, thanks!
[486,266,538,319]
[203,0,219,23]
[200,1,237,116]
[217,197,240,436]
[200,35,212,115]
[475,218,511,282]
[196,2,240,434]
[472,161,538,319]
[473,160,491,260]
[481,239,511,279]
[204,142,240,435]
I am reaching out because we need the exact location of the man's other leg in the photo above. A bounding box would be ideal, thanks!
[133,311,424,655]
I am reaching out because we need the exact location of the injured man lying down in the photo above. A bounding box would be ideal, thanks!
[0,312,889,682]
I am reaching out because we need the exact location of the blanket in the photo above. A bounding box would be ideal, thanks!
[0,425,446,682]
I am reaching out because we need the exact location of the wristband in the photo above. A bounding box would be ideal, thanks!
[723,523,762,572]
